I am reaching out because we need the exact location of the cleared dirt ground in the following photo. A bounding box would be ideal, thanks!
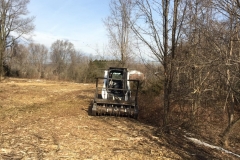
[0,78,182,160]
[0,78,238,159]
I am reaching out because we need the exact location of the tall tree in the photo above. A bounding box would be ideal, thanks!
[67,50,83,81]
[104,0,134,67]
[50,40,75,79]
[0,0,34,79]
[212,0,240,147]
[28,43,48,78]
[9,42,29,77]
[178,0,217,125]
[131,0,185,132]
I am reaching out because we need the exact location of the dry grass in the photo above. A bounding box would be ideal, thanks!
[1,78,238,159]
[0,78,181,160]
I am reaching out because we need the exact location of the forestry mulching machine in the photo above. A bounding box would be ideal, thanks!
[91,67,140,119]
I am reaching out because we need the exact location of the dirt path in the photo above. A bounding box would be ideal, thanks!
[0,79,182,160]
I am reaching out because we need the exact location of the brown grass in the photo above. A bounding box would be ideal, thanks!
[0,78,182,159]
[0,78,238,159]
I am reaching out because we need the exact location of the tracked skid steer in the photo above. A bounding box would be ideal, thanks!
[91,67,139,119]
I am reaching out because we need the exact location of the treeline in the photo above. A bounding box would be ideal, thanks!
[3,39,134,82]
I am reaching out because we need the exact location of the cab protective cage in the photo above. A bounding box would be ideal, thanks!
[91,67,140,118]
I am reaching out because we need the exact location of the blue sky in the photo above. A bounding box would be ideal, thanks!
[28,0,111,55]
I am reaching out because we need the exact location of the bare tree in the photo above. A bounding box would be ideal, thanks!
[104,0,134,67]
[28,43,48,78]
[211,0,240,147]
[174,0,218,125]
[131,0,185,132]
[8,42,29,77]
[67,50,83,81]
[0,0,34,79]
[50,40,75,79]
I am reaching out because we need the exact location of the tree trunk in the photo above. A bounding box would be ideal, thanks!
[163,74,171,132]
[162,0,170,133]
[0,50,3,80]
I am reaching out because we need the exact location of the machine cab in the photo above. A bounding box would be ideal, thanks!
[102,68,130,100]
